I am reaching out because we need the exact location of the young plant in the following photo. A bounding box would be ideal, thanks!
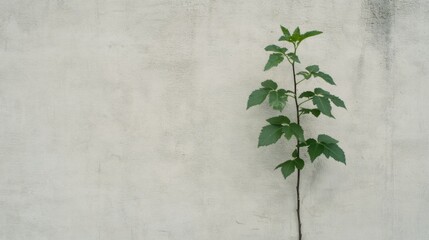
[246,26,346,240]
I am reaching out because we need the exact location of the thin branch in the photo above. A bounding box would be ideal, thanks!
[298,97,313,106]
[296,78,307,85]
[283,52,293,65]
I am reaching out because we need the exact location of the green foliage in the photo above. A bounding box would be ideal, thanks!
[304,135,346,164]
[292,149,298,158]
[279,26,322,45]
[300,108,321,117]
[312,95,334,118]
[307,139,325,161]
[282,125,294,140]
[288,123,305,142]
[322,142,346,164]
[297,71,311,79]
[247,79,294,112]
[258,118,304,147]
[295,87,346,118]
[247,88,270,109]
[275,157,305,179]
[314,71,335,85]
[299,91,314,98]
[305,65,319,73]
[248,80,293,111]
[329,95,347,109]
[310,88,346,117]
[294,158,305,170]
[247,25,347,180]
[248,24,347,240]
[258,125,283,147]
[266,115,290,125]
[297,65,336,85]
[275,160,296,179]
[269,90,288,111]
[318,134,339,144]
[265,45,287,54]
[299,31,323,42]
[280,26,291,38]
[287,53,300,63]
[264,53,284,71]
[261,79,278,90]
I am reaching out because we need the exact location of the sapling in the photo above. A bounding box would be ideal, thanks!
[246,26,346,240]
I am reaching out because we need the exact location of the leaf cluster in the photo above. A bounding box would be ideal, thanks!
[299,87,346,118]
[258,115,304,147]
[278,26,322,45]
[247,80,293,112]
[297,65,335,85]
[247,25,347,180]
[303,134,345,164]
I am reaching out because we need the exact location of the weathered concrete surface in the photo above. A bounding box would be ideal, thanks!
[0,0,428,239]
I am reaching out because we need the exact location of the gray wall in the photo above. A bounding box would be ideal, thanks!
[1,0,428,239]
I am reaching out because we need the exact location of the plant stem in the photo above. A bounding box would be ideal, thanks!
[298,98,313,106]
[292,58,302,240]
[296,78,306,85]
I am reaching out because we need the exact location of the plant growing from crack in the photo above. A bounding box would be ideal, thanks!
[246,26,346,240]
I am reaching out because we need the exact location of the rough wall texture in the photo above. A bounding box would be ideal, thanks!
[0,0,428,239]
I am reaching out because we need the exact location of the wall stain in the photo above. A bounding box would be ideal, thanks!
[361,1,397,240]
[361,0,396,70]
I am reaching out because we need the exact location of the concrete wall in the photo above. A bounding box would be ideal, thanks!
[1,0,428,239]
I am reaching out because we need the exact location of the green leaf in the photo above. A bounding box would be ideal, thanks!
[305,65,319,73]
[289,123,305,142]
[269,91,287,112]
[305,138,317,146]
[266,115,290,125]
[299,30,323,43]
[314,88,346,109]
[311,109,321,117]
[299,91,314,98]
[265,45,287,54]
[280,26,291,38]
[300,108,312,114]
[282,125,293,140]
[329,95,346,109]
[314,71,335,85]
[279,36,289,41]
[322,143,346,164]
[247,88,270,109]
[294,158,305,170]
[277,160,296,179]
[287,53,300,63]
[292,149,298,158]
[293,27,301,36]
[261,79,278,90]
[277,89,291,96]
[297,71,311,79]
[308,142,325,161]
[258,125,283,147]
[289,27,301,42]
[314,87,331,96]
[279,26,291,42]
[264,53,284,71]
[318,134,339,144]
[300,108,320,117]
[312,96,334,118]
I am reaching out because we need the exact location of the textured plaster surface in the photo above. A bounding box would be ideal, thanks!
[0,0,428,239]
